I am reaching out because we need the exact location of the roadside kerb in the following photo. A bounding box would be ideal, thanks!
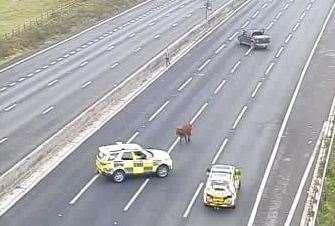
[300,95,335,226]
[0,0,248,216]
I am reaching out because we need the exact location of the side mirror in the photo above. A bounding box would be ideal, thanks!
[235,168,241,176]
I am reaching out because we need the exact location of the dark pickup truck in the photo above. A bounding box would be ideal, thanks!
[237,29,271,49]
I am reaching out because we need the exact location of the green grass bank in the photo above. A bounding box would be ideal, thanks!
[318,143,335,226]
[0,0,145,67]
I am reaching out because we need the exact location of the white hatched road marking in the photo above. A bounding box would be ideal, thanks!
[211,138,229,164]
[233,106,248,129]
[178,77,193,91]
[251,82,262,98]
[148,101,170,122]
[182,182,204,218]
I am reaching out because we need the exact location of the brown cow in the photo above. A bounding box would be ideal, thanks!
[176,123,193,144]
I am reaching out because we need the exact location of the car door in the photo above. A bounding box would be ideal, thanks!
[133,151,154,173]
[121,151,134,174]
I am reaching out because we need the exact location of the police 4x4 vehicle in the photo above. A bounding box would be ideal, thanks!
[203,164,241,208]
[96,142,173,183]
[238,29,271,49]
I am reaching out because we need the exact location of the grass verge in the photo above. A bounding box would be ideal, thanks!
[0,0,145,68]
[318,143,335,226]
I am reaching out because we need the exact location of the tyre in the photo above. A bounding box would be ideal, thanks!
[112,170,125,183]
[156,164,169,178]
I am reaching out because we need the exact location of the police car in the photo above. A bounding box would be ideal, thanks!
[96,142,173,183]
[203,164,241,208]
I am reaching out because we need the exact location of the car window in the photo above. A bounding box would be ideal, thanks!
[122,152,133,160]
[133,151,146,160]
[252,31,263,36]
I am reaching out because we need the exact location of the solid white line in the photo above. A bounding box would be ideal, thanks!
[300,12,306,20]
[252,11,259,19]
[182,182,204,218]
[245,47,252,56]
[211,138,228,164]
[0,137,8,145]
[198,59,211,71]
[265,62,275,76]
[228,32,239,41]
[178,77,193,91]
[80,61,88,67]
[251,82,262,98]
[241,20,250,29]
[233,106,247,129]
[47,80,58,87]
[4,103,17,111]
[275,12,282,20]
[275,46,284,58]
[111,62,119,69]
[0,0,155,73]
[123,178,150,211]
[190,103,209,124]
[148,100,170,122]
[266,22,274,30]
[69,174,100,205]
[293,22,300,31]
[215,44,226,54]
[247,2,335,224]
[127,131,139,143]
[42,106,54,115]
[230,61,241,73]
[214,80,226,95]
[81,81,92,88]
[285,33,293,43]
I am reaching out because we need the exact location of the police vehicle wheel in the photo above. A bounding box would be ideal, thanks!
[156,165,169,178]
[112,170,125,183]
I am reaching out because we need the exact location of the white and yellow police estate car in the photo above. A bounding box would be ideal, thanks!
[96,142,173,183]
[203,164,241,208]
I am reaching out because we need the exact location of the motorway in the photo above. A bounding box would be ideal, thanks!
[0,0,228,175]
[1,0,335,225]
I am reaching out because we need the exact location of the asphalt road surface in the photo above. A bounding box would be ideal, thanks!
[1,0,335,225]
[0,0,230,175]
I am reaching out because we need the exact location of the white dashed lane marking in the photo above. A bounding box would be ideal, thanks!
[262,3,268,8]
[148,100,170,122]
[80,61,88,67]
[266,22,274,30]
[154,34,160,39]
[4,103,17,112]
[42,65,48,69]
[252,11,259,19]
[69,174,100,205]
[178,77,193,91]
[284,3,290,10]
[42,106,54,115]
[81,81,92,88]
[215,44,226,54]
[0,87,7,92]
[241,20,250,29]
[18,77,26,82]
[35,69,42,73]
[50,61,56,65]
[251,82,262,98]
[275,12,282,20]
[245,47,252,56]
[123,179,150,211]
[111,62,119,69]
[228,32,239,41]
[211,138,229,164]
[233,105,248,129]
[307,3,312,10]
[214,80,226,95]
[293,23,300,31]
[275,46,284,58]
[48,80,58,87]
[285,33,293,43]
[265,62,275,76]
[182,182,204,218]
[8,82,16,87]
[0,137,8,145]
[300,12,306,20]
[230,61,241,73]
[198,59,211,71]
